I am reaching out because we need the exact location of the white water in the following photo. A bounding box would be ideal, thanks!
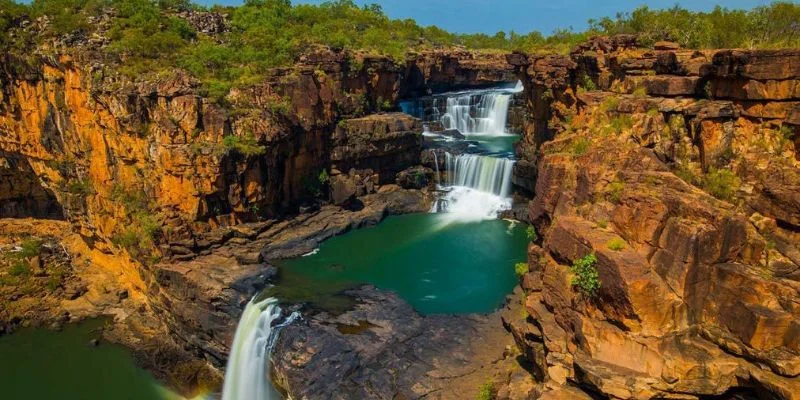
[222,297,300,400]
[435,153,514,222]
[439,81,522,137]
[429,83,521,222]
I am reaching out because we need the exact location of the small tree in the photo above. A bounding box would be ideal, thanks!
[526,225,538,242]
[570,253,600,297]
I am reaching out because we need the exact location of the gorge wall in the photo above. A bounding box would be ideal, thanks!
[502,37,800,399]
[1,29,799,400]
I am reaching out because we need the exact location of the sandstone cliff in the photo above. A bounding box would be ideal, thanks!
[503,38,800,399]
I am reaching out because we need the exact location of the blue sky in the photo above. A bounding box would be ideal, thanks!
[197,0,774,34]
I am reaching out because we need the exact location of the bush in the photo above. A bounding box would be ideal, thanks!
[65,179,94,196]
[579,74,597,92]
[476,380,495,400]
[606,237,626,251]
[9,260,30,276]
[571,137,590,157]
[514,262,528,278]
[703,167,740,201]
[526,225,537,242]
[17,238,42,259]
[222,133,266,157]
[606,180,625,203]
[570,253,600,297]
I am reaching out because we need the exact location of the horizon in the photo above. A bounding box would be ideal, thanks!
[194,0,775,35]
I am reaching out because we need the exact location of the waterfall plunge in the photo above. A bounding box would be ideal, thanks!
[222,297,299,400]
[430,82,522,222]
[436,153,514,222]
[439,81,522,137]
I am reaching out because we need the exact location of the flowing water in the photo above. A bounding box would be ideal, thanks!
[223,82,527,398]
[222,297,299,400]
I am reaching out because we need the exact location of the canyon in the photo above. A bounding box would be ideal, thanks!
[0,22,798,400]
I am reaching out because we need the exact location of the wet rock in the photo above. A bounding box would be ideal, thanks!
[273,286,519,399]
[395,166,433,189]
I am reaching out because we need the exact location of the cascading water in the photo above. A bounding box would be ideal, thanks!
[222,297,299,400]
[422,82,522,222]
[436,153,515,222]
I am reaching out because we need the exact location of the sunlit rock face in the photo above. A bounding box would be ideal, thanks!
[503,38,800,399]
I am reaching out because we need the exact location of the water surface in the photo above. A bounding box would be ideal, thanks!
[272,213,528,315]
[0,319,173,400]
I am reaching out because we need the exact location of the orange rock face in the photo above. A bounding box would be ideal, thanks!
[505,38,800,399]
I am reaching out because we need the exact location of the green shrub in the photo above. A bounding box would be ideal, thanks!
[632,85,647,98]
[606,180,625,203]
[318,168,330,185]
[17,238,42,259]
[526,225,538,242]
[65,179,94,196]
[600,96,619,112]
[476,380,495,400]
[606,237,626,251]
[9,260,30,276]
[570,253,600,297]
[703,167,740,201]
[571,137,590,157]
[596,218,608,229]
[514,262,529,278]
[222,133,266,157]
[580,74,597,92]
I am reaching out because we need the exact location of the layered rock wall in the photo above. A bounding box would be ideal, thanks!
[504,39,800,399]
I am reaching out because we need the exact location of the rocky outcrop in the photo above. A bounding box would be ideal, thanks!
[331,112,423,183]
[273,286,531,400]
[504,41,800,399]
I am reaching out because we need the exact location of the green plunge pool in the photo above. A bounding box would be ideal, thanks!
[271,213,528,315]
[0,319,176,400]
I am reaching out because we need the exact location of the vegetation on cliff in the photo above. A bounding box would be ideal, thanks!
[1,0,798,98]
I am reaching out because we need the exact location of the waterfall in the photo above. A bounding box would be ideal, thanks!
[435,153,514,222]
[440,81,522,136]
[222,297,299,400]
[445,153,514,197]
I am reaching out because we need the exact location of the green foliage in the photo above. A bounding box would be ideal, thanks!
[600,96,619,113]
[570,253,600,297]
[222,133,266,157]
[110,184,161,262]
[606,237,626,251]
[596,218,608,229]
[632,85,647,98]
[318,168,329,185]
[3,0,798,97]
[570,137,590,157]
[578,74,597,92]
[514,262,528,278]
[588,2,800,49]
[64,178,94,196]
[703,167,741,201]
[9,260,30,276]
[476,380,495,400]
[526,225,538,242]
[17,238,42,259]
[606,180,625,203]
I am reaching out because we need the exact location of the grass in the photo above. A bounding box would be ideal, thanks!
[606,238,626,251]
[571,137,590,157]
[606,180,625,204]
[476,380,495,400]
[600,96,619,113]
[703,167,741,201]
[596,218,608,229]
[570,253,600,297]
[515,262,529,278]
